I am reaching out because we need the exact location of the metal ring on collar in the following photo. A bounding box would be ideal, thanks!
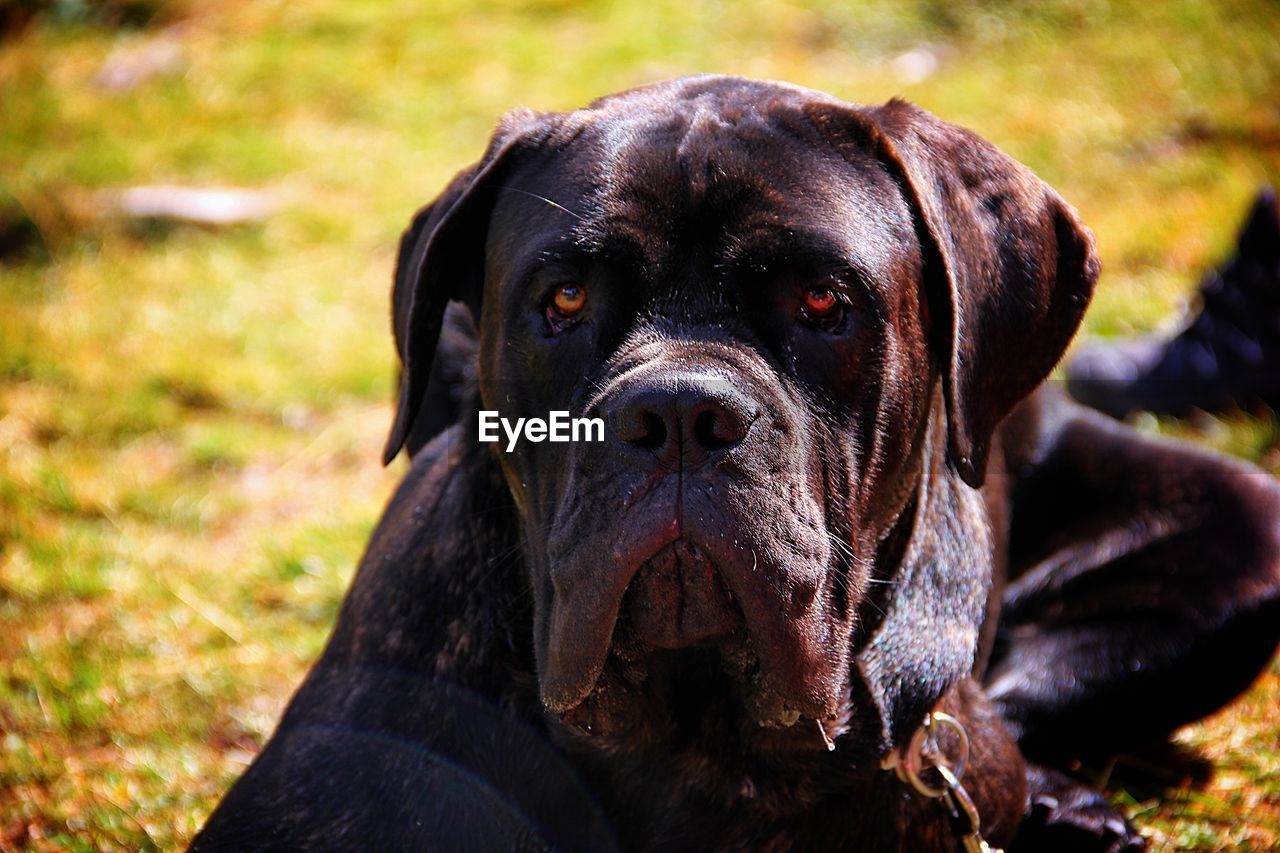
[899,711,970,798]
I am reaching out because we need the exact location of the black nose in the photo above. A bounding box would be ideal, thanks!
[610,374,758,467]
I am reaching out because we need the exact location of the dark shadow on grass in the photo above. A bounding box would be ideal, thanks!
[0,199,51,266]
[1101,740,1217,798]
[1,0,186,41]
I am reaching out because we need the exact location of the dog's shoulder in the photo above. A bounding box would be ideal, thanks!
[320,423,530,689]
[190,426,604,852]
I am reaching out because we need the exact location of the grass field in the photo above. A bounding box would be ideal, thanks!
[1,1,1278,849]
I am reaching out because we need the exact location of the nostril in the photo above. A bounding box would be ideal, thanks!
[693,408,746,451]
[693,410,728,451]
[634,411,668,451]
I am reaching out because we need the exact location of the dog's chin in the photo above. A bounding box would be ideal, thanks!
[549,540,852,755]
[553,636,853,757]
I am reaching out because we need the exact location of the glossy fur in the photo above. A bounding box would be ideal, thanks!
[193,77,1280,853]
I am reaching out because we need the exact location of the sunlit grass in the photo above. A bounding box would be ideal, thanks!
[1,1,1278,849]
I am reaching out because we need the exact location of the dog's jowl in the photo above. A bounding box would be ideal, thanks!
[193,76,1280,853]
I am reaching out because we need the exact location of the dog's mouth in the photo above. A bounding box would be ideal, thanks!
[547,536,851,753]
[625,539,740,650]
[537,440,854,754]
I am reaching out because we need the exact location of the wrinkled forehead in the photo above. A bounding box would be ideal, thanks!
[487,92,922,289]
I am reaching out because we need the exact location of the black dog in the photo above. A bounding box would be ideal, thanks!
[193,76,1280,852]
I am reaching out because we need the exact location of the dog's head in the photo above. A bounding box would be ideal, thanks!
[385,77,1097,759]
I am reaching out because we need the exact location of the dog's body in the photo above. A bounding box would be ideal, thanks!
[194,77,1280,852]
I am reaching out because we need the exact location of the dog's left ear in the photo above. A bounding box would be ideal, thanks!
[814,99,1100,487]
[384,110,551,464]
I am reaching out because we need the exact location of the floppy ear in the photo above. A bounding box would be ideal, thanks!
[823,99,1100,487]
[384,110,549,464]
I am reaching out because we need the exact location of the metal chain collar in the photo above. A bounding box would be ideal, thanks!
[881,711,1004,853]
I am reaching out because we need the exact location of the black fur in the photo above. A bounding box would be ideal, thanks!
[193,77,1280,852]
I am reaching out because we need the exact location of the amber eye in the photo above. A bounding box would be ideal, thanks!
[546,282,588,334]
[552,283,587,317]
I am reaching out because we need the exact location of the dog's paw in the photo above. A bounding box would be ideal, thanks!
[1010,764,1147,852]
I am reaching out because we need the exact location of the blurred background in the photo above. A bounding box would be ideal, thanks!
[1,0,1278,849]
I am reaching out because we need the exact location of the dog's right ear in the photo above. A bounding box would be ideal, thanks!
[806,98,1098,488]
[384,110,550,464]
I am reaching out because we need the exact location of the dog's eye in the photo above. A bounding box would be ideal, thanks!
[553,283,587,316]
[799,287,846,330]
[546,282,587,334]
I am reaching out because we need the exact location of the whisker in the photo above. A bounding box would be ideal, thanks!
[499,187,585,221]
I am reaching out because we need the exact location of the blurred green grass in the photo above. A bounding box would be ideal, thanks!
[1,1,1278,849]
